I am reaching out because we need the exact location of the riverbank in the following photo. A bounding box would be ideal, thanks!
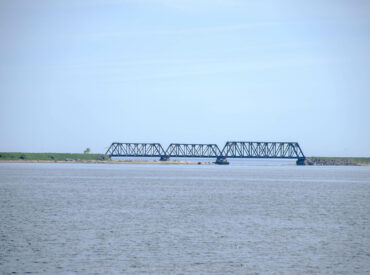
[0,152,109,161]
[1,152,369,166]
[304,157,370,166]
[0,159,214,165]
[0,152,214,165]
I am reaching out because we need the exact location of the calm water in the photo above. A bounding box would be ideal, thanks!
[1,162,370,274]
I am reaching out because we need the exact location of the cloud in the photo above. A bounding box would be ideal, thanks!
[66,21,289,41]
[47,0,242,10]
[97,55,361,83]
[139,0,242,11]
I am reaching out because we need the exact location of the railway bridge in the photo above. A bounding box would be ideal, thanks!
[106,141,306,165]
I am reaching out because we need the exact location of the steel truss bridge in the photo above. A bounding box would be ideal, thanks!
[106,141,306,165]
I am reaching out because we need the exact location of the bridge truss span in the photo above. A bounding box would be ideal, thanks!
[105,140,306,165]
[221,141,305,159]
[166,144,222,158]
[105,142,166,157]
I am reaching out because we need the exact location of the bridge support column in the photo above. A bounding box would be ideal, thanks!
[159,156,170,161]
[296,157,306,165]
[215,156,229,165]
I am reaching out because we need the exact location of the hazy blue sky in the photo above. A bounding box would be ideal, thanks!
[0,0,369,156]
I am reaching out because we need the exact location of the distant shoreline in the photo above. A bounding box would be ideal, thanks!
[0,153,369,166]
[0,159,215,165]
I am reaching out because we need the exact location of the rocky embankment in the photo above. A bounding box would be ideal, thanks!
[304,157,368,166]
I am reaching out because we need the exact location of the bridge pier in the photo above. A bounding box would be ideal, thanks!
[296,157,306,165]
[215,156,229,165]
[159,156,170,161]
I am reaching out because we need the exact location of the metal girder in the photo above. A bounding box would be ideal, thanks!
[105,143,166,157]
[221,141,305,159]
[166,144,222,158]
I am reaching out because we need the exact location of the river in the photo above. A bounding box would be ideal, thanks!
[1,162,369,274]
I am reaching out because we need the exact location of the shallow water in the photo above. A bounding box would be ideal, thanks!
[1,162,370,274]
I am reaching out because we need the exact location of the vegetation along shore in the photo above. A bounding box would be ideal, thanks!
[0,153,369,166]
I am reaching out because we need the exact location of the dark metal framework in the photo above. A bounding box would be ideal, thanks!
[105,141,306,164]
[221,141,305,159]
[105,143,166,157]
[166,144,222,158]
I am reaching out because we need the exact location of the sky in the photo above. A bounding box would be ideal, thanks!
[0,0,369,156]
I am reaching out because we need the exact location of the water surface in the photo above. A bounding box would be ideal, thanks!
[1,162,370,274]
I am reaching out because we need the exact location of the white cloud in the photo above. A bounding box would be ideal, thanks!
[140,0,242,10]
[52,0,243,11]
